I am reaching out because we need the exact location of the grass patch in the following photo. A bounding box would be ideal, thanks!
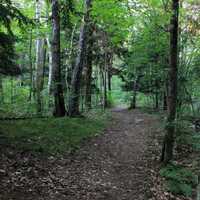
[0,110,110,155]
[160,163,198,197]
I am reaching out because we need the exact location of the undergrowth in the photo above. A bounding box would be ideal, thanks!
[0,109,110,155]
[160,119,200,198]
[160,163,198,197]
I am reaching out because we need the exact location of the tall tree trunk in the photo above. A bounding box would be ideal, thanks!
[108,67,112,92]
[35,38,46,114]
[51,0,66,117]
[68,0,92,117]
[35,0,46,114]
[85,57,93,109]
[85,29,93,110]
[107,53,113,92]
[65,23,77,94]
[161,0,179,164]
[103,56,108,109]
[28,29,33,101]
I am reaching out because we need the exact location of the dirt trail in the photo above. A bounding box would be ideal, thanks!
[0,109,159,200]
[49,109,158,200]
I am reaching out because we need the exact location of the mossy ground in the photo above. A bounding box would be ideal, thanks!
[0,110,110,155]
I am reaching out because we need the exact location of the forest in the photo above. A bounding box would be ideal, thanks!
[0,0,200,199]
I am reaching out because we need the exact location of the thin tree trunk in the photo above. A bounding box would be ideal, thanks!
[130,76,141,109]
[108,68,112,92]
[130,81,137,109]
[161,0,179,164]
[68,0,92,117]
[47,38,53,95]
[155,92,159,110]
[28,29,33,101]
[99,67,104,108]
[108,53,113,92]
[155,81,159,110]
[163,92,167,110]
[100,48,108,109]
[19,53,25,87]
[94,69,99,107]
[51,0,66,117]
[103,58,108,109]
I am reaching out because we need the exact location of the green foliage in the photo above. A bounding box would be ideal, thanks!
[175,119,200,152]
[160,164,198,197]
[0,109,110,155]
[92,0,131,46]
[106,92,114,108]
[0,33,19,75]
[175,120,194,144]
[0,0,31,76]
[110,76,130,106]
[0,78,44,117]
[0,0,30,33]
[191,134,200,151]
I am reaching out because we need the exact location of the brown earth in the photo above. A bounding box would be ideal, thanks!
[0,109,162,200]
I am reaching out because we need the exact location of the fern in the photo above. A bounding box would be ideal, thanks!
[160,164,198,197]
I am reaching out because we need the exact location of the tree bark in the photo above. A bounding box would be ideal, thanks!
[35,38,46,114]
[47,37,53,95]
[130,81,137,109]
[107,53,113,92]
[103,55,108,109]
[65,23,77,94]
[130,75,142,109]
[85,28,93,110]
[155,92,159,110]
[28,29,33,101]
[51,0,66,117]
[68,0,92,117]
[161,0,179,164]
[108,68,112,92]
[35,0,46,114]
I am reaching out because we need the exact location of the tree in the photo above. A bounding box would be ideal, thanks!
[85,24,94,110]
[35,0,46,114]
[51,0,66,117]
[0,0,29,76]
[68,0,92,117]
[161,0,180,164]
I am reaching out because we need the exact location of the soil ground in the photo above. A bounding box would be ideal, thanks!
[0,109,160,200]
